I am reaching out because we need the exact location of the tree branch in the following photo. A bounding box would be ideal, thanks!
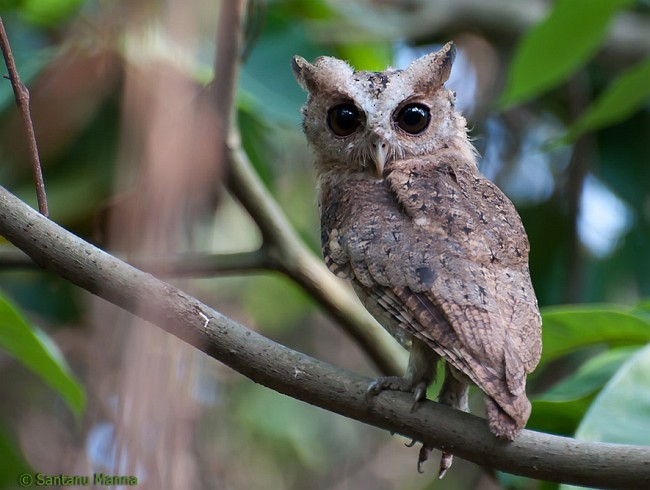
[0,185,648,489]
[0,17,48,216]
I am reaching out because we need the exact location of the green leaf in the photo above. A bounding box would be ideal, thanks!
[574,343,650,444]
[0,291,85,416]
[21,0,83,26]
[540,305,650,365]
[559,343,650,490]
[0,423,31,488]
[541,346,638,402]
[336,42,393,71]
[563,57,650,140]
[528,347,637,436]
[499,0,635,108]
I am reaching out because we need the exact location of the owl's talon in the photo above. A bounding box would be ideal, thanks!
[438,452,453,479]
[417,444,432,474]
[366,376,414,403]
[411,381,428,412]
[404,438,417,448]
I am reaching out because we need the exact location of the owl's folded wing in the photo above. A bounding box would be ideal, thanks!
[320,156,541,428]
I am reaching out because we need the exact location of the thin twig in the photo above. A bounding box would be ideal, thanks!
[0,17,48,216]
[0,185,648,489]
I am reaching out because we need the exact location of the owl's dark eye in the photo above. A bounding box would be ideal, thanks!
[327,104,361,136]
[396,103,430,134]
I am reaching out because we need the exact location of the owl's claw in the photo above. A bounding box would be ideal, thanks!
[366,376,414,403]
[411,443,453,478]
[417,444,431,474]
[411,381,428,412]
[438,452,453,479]
[366,377,429,411]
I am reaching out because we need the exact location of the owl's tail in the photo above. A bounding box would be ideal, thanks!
[484,395,531,440]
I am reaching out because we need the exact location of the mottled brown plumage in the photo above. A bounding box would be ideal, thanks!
[292,42,542,476]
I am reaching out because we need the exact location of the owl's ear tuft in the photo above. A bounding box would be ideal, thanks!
[292,56,355,93]
[292,56,317,92]
[406,41,456,89]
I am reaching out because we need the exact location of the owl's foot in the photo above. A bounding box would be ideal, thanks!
[366,376,428,411]
[405,440,452,478]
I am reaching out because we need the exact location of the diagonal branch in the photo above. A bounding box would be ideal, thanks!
[0,184,648,489]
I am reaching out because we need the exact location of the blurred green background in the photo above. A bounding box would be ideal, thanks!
[0,0,649,489]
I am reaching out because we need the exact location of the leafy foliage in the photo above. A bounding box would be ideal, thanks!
[565,57,650,140]
[499,0,636,107]
[0,291,85,416]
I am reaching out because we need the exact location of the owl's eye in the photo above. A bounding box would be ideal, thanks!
[327,104,361,136]
[396,103,430,134]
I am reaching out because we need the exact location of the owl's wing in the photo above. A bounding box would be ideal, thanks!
[320,157,542,429]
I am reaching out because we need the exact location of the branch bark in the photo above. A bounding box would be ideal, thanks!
[0,185,648,489]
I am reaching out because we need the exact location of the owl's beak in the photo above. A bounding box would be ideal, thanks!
[372,141,388,177]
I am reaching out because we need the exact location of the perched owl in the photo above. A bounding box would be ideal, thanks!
[292,42,542,476]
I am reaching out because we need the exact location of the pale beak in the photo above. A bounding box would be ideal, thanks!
[372,141,388,177]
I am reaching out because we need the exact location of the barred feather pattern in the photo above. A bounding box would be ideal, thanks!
[319,153,542,439]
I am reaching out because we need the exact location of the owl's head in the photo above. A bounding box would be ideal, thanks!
[292,42,473,178]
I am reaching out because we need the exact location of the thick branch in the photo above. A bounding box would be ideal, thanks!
[0,186,648,488]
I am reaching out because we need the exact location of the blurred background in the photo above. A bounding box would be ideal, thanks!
[0,0,649,489]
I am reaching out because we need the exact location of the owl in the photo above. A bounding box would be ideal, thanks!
[291,42,542,477]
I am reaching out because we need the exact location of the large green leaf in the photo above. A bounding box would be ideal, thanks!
[541,346,638,402]
[0,292,85,416]
[559,343,650,490]
[499,0,635,108]
[528,347,637,435]
[564,57,650,140]
[540,305,650,365]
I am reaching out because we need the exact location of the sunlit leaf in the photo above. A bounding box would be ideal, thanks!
[540,305,650,365]
[0,292,85,416]
[336,42,392,71]
[499,0,635,108]
[563,57,650,140]
[558,343,650,490]
[21,0,83,26]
